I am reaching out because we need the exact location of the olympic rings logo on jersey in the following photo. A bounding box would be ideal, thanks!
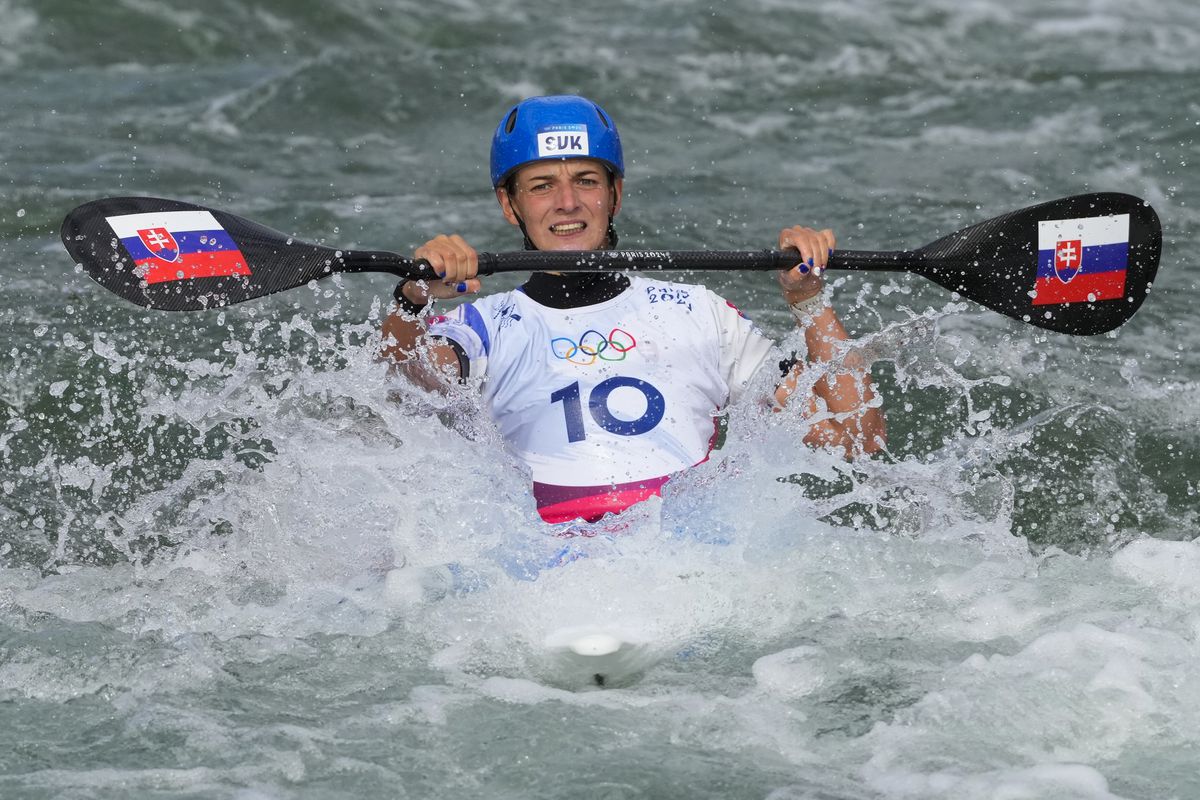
[550,328,637,366]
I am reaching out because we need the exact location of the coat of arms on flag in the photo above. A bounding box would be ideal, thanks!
[136,227,180,263]
[1053,239,1082,283]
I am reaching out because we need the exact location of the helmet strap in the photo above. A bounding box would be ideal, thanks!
[605,181,619,248]
[513,212,537,251]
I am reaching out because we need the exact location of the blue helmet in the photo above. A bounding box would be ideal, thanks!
[489,95,624,188]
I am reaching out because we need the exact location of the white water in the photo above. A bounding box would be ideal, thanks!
[3,311,1196,798]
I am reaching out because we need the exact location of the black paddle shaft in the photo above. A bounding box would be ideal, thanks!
[61,193,1160,334]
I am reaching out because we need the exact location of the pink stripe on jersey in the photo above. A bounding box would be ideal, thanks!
[534,475,672,524]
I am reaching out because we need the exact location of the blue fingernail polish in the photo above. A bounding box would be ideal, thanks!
[828,248,834,257]
[806,257,814,267]
[456,282,467,293]
[798,263,810,274]
[437,270,446,278]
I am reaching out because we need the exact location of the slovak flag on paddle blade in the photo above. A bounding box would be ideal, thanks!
[1032,213,1129,305]
[105,210,251,285]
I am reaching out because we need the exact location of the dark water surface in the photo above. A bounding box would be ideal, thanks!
[2,1,1198,798]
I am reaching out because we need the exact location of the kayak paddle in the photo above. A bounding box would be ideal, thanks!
[60,192,1160,335]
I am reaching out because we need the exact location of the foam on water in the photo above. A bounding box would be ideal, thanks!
[7,311,1181,796]
[3,291,1196,797]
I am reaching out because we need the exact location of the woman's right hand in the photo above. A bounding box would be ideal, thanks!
[407,234,484,303]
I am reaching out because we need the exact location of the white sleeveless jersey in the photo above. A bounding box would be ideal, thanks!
[426,276,775,523]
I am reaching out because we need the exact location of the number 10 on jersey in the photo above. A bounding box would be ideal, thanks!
[550,377,666,442]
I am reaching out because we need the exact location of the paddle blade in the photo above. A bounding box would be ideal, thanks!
[61,197,363,311]
[914,193,1160,335]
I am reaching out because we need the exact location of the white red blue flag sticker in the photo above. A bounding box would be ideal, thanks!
[1032,213,1129,305]
[104,210,251,285]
